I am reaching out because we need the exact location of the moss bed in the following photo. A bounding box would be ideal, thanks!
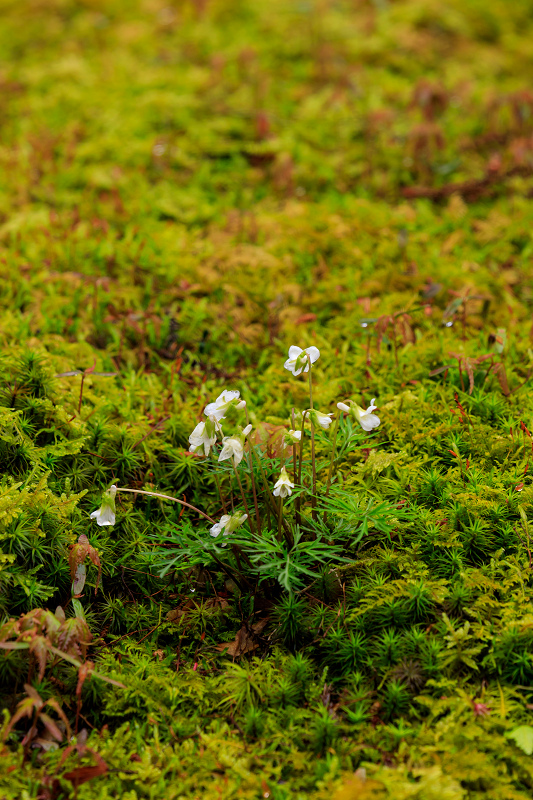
[2,0,533,797]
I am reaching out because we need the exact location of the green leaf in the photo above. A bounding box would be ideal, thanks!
[506,726,533,755]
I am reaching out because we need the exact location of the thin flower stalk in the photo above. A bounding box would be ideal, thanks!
[245,411,262,534]
[114,487,216,524]
[323,407,340,523]
[210,451,228,515]
[248,450,262,534]
[298,410,309,489]
[232,463,255,535]
[249,440,275,531]
[291,407,300,527]
[252,448,293,546]
[308,362,317,523]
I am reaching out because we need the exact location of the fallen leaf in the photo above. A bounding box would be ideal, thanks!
[63,764,108,787]
[215,618,268,658]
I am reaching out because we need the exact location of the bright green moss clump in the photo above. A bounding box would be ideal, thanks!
[1,0,533,797]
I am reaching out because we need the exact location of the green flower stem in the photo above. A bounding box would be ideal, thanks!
[291,407,300,528]
[232,463,255,535]
[250,443,275,516]
[210,451,228,515]
[298,410,309,489]
[115,487,216,524]
[278,496,283,541]
[250,444,292,545]
[322,408,340,524]
[245,411,262,534]
[253,446,272,531]
[308,362,317,524]
[248,452,262,534]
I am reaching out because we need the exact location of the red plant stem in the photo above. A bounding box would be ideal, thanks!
[78,373,85,414]
[115,487,215,524]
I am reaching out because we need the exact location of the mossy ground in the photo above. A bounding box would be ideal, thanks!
[1,0,533,797]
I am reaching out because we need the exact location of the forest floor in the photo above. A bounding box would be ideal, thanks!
[1,0,533,798]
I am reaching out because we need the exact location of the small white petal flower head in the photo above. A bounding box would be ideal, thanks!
[188,415,219,456]
[90,485,117,527]
[210,512,248,538]
[283,345,320,377]
[310,410,333,430]
[210,514,231,537]
[284,429,302,447]
[204,390,244,422]
[273,467,295,498]
[337,398,381,432]
[218,424,252,467]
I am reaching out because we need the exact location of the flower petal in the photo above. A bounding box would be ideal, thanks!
[305,346,320,364]
[218,442,233,461]
[360,413,380,431]
[288,345,303,359]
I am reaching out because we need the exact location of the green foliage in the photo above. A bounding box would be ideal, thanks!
[2,0,533,796]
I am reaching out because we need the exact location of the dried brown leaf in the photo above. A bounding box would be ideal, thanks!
[215,618,269,658]
[491,362,510,396]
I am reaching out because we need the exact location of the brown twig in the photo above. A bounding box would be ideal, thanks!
[115,487,215,524]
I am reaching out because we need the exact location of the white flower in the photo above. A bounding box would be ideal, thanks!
[210,514,231,537]
[90,485,117,526]
[218,424,252,466]
[284,429,302,447]
[310,410,333,430]
[188,416,219,456]
[337,398,381,432]
[283,345,320,376]
[273,467,295,498]
[210,512,248,538]
[204,390,245,422]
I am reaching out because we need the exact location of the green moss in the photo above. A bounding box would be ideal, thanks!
[1,0,533,796]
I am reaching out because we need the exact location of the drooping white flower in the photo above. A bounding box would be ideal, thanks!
[283,345,320,377]
[210,514,231,537]
[188,415,220,456]
[90,485,117,527]
[310,410,333,430]
[284,429,302,447]
[273,467,295,498]
[210,512,248,538]
[337,398,381,432]
[204,390,245,422]
[218,424,252,467]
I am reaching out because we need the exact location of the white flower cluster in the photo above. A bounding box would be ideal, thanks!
[90,342,383,542]
[188,390,250,465]
[270,343,381,496]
